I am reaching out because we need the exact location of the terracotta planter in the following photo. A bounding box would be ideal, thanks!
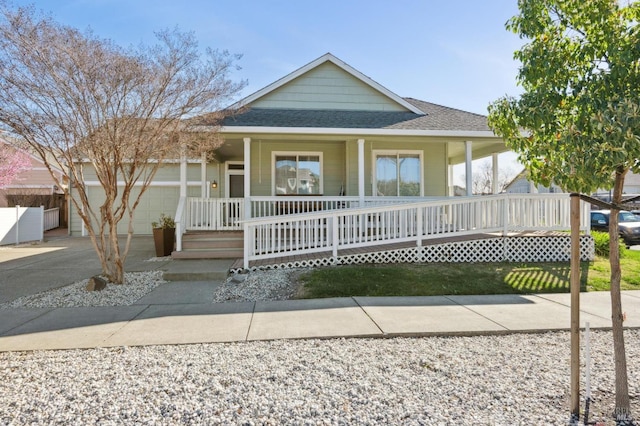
[152,227,175,257]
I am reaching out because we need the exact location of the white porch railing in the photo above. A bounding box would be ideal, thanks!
[250,196,359,217]
[240,193,591,269]
[174,195,448,252]
[186,197,245,231]
[173,193,590,262]
[179,196,446,232]
[175,197,246,251]
[43,207,60,231]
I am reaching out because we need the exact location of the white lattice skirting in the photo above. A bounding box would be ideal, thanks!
[236,235,595,272]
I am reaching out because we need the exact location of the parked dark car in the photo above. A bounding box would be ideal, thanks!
[590,210,640,247]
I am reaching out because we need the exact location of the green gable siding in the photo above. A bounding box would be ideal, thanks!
[252,62,408,112]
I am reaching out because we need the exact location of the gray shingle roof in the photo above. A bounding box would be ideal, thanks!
[222,98,491,132]
[402,98,490,132]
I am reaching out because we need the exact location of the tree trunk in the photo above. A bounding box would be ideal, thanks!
[609,171,631,420]
[84,211,126,285]
[108,227,125,284]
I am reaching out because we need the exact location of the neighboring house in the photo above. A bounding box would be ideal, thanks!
[70,53,593,268]
[504,169,563,194]
[0,137,66,214]
[591,172,640,202]
[505,168,640,198]
[452,185,467,197]
[623,172,640,193]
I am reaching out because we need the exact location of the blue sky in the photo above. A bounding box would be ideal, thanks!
[15,0,524,115]
[12,0,525,180]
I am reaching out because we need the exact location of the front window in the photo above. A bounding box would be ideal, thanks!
[374,151,422,196]
[274,153,322,195]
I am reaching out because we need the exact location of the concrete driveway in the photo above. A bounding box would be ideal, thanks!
[0,234,171,303]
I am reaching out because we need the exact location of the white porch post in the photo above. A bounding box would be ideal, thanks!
[180,144,187,198]
[357,138,365,205]
[200,152,207,198]
[492,153,499,194]
[244,137,251,219]
[465,140,473,196]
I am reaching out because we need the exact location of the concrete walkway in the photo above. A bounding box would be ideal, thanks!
[1,235,639,352]
[2,290,640,352]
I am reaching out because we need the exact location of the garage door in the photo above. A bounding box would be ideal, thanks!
[87,185,180,235]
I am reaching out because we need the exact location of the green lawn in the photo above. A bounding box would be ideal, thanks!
[294,249,640,299]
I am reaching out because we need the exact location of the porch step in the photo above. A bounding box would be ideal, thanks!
[162,259,235,281]
[182,238,243,250]
[172,248,243,259]
[172,231,244,260]
[183,231,244,240]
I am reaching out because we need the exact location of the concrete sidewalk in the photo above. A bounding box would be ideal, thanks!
[1,290,639,352]
[1,235,640,352]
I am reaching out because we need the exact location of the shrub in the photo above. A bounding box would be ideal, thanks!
[592,230,627,257]
[151,213,175,229]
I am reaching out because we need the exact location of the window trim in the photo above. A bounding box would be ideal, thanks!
[372,150,424,197]
[271,151,324,196]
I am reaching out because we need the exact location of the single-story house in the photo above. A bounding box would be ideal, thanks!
[505,169,640,207]
[504,169,563,194]
[70,53,593,269]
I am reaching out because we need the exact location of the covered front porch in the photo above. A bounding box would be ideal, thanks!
[175,132,501,225]
[169,132,594,269]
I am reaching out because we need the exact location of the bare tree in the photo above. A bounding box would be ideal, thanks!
[466,159,517,195]
[0,3,245,283]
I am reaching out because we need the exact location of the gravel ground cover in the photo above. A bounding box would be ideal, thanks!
[0,268,296,309]
[0,271,166,309]
[1,267,638,424]
[213,269,304,303]
[0,331,638,425]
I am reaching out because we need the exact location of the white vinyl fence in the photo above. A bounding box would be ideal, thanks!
[0,205,44,245]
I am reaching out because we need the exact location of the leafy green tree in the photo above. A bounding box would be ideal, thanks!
[488,0,640,421]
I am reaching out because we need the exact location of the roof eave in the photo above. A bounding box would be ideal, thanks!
[217,125,498,139]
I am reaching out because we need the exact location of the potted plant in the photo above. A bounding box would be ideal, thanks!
[151,213,176,257]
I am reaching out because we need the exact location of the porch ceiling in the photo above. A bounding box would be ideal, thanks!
[448,140,509,165]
